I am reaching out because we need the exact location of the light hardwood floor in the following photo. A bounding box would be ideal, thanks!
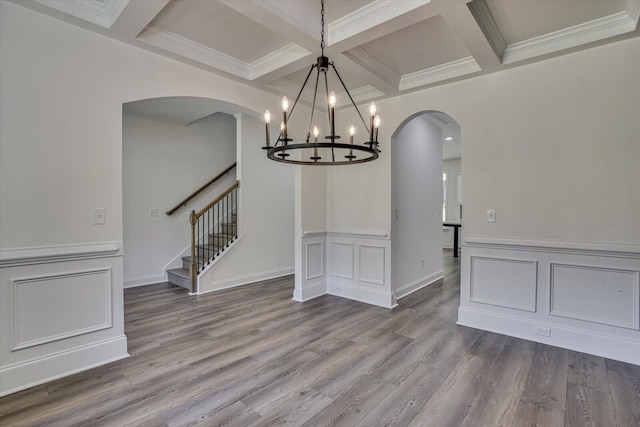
[1,251,639,426]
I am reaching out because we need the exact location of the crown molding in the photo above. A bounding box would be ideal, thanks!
[335,85,384,108]
[399,56,481,91]
[467,0,506,59]
[328,0,431,46]
[137,25,251,80]
[502,11,638,65]
[627,0,640,23]
[342,47,400,87]
[250,43,311,80]
[33,0,129,29]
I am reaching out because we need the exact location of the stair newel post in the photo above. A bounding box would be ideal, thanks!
[189,210,198,294]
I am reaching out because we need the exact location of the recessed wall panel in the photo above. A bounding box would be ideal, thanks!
[12,268,112,350]
[470,256,537,311]
[359,245,385,285]
[550,263,639,329]
[331,242,354,279]
[305,242,324,280]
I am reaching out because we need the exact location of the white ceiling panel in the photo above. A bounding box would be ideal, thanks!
[149,0,291,63]
[357,15,471,76]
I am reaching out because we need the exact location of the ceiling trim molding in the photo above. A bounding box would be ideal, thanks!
[250,43,311,80]
[467,0,506,59]
[137,25,251,80]
[34,0,129,29]
[626,0,640,22]
[342,47,400,89]
[328,0,431,46]
[502,11,638,65]
[399,57,481,92]
[335,85,384,108]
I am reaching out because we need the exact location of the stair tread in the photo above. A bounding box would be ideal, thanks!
[167,268,190,279]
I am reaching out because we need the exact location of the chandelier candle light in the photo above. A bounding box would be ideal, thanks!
[262,0,381,165]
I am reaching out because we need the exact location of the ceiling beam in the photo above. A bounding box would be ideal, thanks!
[438,0,503,71]
[338,48,399,95]
[219,0,320,52]
[111,0,172,39]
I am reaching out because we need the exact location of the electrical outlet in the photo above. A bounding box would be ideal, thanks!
[334,286,342,294]
[486,209,496,222]
[533,326,551,337]
[93,208,106,225]
[149,208,158,217]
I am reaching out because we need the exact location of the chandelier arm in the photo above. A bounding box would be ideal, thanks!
[331,63,369,132]
[306,64,322,143]
[288,64,317,123]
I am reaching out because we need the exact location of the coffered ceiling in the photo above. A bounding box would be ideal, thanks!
[16,0,640,107]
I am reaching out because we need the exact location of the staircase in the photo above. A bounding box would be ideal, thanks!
[167,213,237,291]
[166,181,239,293]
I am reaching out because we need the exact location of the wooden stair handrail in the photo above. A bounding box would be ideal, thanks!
[191,181,240,222]
[166,163,236,215]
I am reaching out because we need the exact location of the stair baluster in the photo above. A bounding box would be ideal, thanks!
[182,181,239,293]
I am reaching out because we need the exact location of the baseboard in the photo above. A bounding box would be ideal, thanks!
[395,269,444,300]
[293,280,327,302]
[328,281,397,309]
[123,273,165,288]
[457,306,640,365]
[0,335,129,397]
[198,267,294,295]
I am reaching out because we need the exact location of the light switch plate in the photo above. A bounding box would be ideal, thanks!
[93,208,106,225]
[486,209,496,222]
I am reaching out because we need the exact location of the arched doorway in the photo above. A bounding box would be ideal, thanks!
[391,111,462,300]
[122,97,244,290]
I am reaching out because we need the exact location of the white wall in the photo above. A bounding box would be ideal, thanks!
[391,115,444,296]
[0,1,291,395]
[122,113,236,287]
[325,37,640,246]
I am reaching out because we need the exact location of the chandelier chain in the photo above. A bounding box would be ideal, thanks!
[320,0,325,55]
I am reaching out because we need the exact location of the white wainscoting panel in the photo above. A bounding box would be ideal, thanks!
[305,242,324,280]
[0,245,127,397]
[11,268,112,351]
[331,242,354,280]
[470,256,537,312]
[459,237,640,365]
[294,236,327,302]
[325,234,394,308]
[550,263,639,329]
[358,245,385,286]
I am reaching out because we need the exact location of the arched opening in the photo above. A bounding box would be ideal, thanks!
[391,111,462,300]
[121,96,251,290]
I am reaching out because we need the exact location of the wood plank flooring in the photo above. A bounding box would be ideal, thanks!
[2,250,639,426]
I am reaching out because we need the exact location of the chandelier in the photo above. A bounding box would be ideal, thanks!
[262,0,381,165]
